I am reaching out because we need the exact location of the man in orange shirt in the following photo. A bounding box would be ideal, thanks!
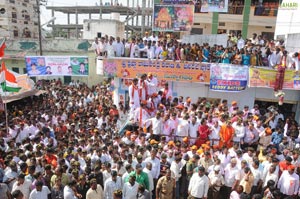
[279,156,292,173]
[219,120,235,148]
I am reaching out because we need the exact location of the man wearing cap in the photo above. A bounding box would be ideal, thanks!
[29,181,51,199]
[188,166,209,199]
[156,169,175,199]
[12,173,32,199]
[208,165,224,199]
[86,178,104,199]
[104,170,123,199]
[277,164,299,197]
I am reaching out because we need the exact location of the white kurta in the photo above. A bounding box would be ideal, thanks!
[128,84,140,113]
[277,170,299,196]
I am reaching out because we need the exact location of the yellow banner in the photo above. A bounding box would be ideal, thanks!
[249,67,300,90]
[103,58,211,83]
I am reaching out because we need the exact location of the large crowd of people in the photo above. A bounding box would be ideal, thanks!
[0,71,299,199]
[92,32,299,71]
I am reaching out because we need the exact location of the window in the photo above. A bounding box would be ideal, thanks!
[12,12,17,19]
[190,28,203,35]
[24,0,29,2]
[12,67,19,73]
[11,19,17,23]
[9,0,15,3]
[23,68,27,74]
[34,22,38,26]
[13,29,18,37]
[22,3,27,7]
[23,28,31,38]
[24,15,30,20]
[24,21,28,24]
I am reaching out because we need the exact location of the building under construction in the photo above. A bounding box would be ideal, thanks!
[46,0,153,39]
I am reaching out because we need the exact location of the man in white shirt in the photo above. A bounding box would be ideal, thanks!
[176,115,189,141]
[91,37,100,55]
[268,48,281,68]
[128,78,140,116]
[29,181,51,199]
[143,163,154,198]
[287,52,300,71]
[262,165,278,187]
[12,173,31,199]
[113,37,125,57]
[105,39,116,58]
[146,73,158,96]
[123,175,139,199]
[86,179,104,199]
[104,171,123,199]
[223,158,240,199]
[277,165,299,197]
[145,149,160,181]
[145,112,163,140]
[98,37,107,56]
[63,180,78,199]
[189,116,199,145]
[188,166,209,199]
[170,152,185,199]
[237,34,245,50]
[149,32,158,42]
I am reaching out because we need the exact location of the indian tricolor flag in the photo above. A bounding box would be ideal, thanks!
[0,62,21,92]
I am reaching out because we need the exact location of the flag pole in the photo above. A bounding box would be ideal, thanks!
[3,62,9,135]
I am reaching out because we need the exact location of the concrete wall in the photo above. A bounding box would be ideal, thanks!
[5,39,92,52]
[82,19,125,40]
[3,39,106,86]
[286,33,300,52]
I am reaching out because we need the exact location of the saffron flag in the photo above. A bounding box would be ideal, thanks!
[0,62,21,92]
[0,38,6,58]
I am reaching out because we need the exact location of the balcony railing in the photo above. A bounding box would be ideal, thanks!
[194,4,278,17]
[254,6,278,17]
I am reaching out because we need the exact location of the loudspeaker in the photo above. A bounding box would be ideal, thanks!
[97,32,102,38]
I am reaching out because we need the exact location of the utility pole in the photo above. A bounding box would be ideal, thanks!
[35,0,46,55]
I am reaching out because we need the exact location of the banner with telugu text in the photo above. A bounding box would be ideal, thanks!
[249,67,300,90]
[153,4,194,32]
[25,56,89,76]
[103,58,211,83]
[210,64,248,92]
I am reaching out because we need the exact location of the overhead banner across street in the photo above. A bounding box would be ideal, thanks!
[25,56,89,76]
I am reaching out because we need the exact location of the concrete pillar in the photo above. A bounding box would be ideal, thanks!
[89,13,91,19]
[132,0,135,26]
[67,13,70,24]
[75,9,78,39]
[99,0,103,19]
[141,0,146,35]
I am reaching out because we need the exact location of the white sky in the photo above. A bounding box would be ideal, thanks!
[40,0,146,25]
